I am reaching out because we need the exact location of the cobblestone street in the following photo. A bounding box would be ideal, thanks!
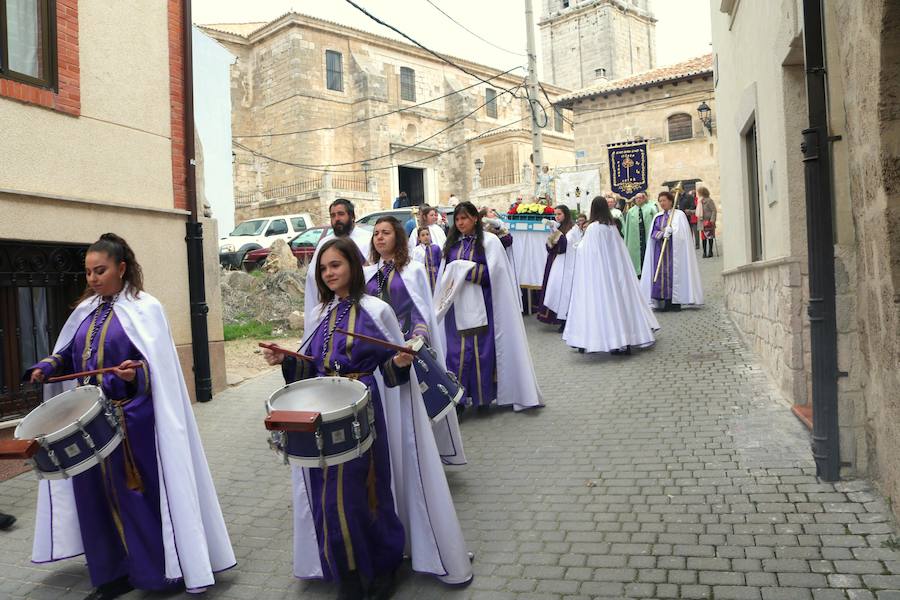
[1,255,899,600]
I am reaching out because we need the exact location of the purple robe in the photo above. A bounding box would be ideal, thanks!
[649,212,674,301]
[420,244,441,292]
[443,237,497,407]
[28,305,171,591]
[366,263,429,341]
[282,299,407,583]
[536,230,568,324]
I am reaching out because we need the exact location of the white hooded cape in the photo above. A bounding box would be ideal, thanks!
[363,260,466,467]
[563,223,660,352]
[290,295,472,584]
[639,209,704,307]
[433,232,543,411]
[303,226,373,327]
[30,290,235,591]
[542,226,582,320]
[407,224,446,250]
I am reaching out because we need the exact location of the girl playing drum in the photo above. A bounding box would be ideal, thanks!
[26,233,234,600]
[263,237,472,599]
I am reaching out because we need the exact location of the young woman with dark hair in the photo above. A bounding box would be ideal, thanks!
[368,217,465,465]
[263,237,473,599]
[435,202,542,415]
[536,205,581,330]
[564,197,659,355]
[639,191,704,311]
[26,233,235,600]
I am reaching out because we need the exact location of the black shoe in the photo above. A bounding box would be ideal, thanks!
[368,569,398,600]
[84,576,133,600]
[0,513,15,531]
[670,303,682,312]
[455,403,466,417]
[476,405,490,416]
[610,346,632,356]
[557,323,565,333]
[577,348,585,354]
[337,573,366,600]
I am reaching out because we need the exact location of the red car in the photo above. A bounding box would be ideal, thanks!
[242,226,332,272]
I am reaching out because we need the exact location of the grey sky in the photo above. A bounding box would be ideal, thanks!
[192,0,712,82]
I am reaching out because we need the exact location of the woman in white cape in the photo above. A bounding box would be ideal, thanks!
[564,197,659,354]
[536,205,582,330]
[639,190,704,311]
[365,216,465,467]
[25,233,234,599]
[433,202,543,413]
[263,238,472,599]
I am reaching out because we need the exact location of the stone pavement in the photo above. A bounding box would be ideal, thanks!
[1,254,899,600]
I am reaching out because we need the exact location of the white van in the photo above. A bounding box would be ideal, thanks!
[219,213,314,269]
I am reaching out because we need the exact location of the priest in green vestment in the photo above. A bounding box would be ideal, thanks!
[623,192,658,277]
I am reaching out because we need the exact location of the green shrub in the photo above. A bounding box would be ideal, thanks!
[224,320,279,341]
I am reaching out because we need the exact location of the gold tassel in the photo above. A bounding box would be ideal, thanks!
[367,450,377,514]
[116,406,145,493]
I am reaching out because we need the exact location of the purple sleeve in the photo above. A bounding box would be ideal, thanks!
[499,233,513,248]
[465,263,491,287]
[23,342,74,382]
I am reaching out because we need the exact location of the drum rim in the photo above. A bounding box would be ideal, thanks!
[285,433,375,468]
[267,376,370,423]
[15,385,106,444]
[33,432,123,480]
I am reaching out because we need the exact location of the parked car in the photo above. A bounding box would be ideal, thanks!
[242,226,332,272]
[355,208,415,228]
[219,213,314,269]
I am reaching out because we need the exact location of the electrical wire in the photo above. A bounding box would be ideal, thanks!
[236,81,525,169]
[422,0,526,57]
[232,65,524,138]
[538,80,575,126]
[342,0,525,101]
[562,87,711,115]
[233,116,530,174]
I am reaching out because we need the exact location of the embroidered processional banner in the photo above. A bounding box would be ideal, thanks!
[556,169,601,212]
[607,141,648,199]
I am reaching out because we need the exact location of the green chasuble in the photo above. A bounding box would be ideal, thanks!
[623,202,659,276]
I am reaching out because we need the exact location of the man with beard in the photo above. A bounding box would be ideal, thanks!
[303,198,373,326]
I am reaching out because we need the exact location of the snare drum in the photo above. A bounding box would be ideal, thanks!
[266,377,375,469]
[14,385,122,480]
[409,337,464,422]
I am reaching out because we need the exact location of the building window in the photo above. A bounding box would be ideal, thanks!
[0,241,86,421]
[485,87,497,118]
[553,108,564,132]
[667,113,693,141]
[595,67,607,78]
[562,0,569,7]
[325,50,343,92]
[400,66,416,102]
[0,0,56,88]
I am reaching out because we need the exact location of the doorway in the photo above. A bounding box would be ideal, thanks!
[398,166,425,206]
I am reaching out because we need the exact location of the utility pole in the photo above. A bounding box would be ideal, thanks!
[524,0,544,182]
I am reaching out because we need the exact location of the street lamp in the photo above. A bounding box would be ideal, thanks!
[474,158,484,173]
[361,161,371,192]
[473,158,484,191]
[697,101,713,134]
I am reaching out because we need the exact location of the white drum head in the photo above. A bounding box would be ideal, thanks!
[268,377,369,422]
[16,385,104,442]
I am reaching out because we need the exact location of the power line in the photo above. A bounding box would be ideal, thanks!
[233,65,524,139]
[233,116,530,174]
[235,80,525,169]
[342,0,525,100]
[562,88,711,115]
[422,0,526,57]
[538,81,575,126]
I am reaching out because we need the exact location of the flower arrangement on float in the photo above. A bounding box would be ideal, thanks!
[507,201,555,219]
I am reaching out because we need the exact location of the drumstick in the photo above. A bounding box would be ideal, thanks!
[46,362,138,383]
[258,342,314,362]
[333,328,417,355]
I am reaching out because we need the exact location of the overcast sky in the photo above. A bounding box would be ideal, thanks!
[192,0,713,79]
